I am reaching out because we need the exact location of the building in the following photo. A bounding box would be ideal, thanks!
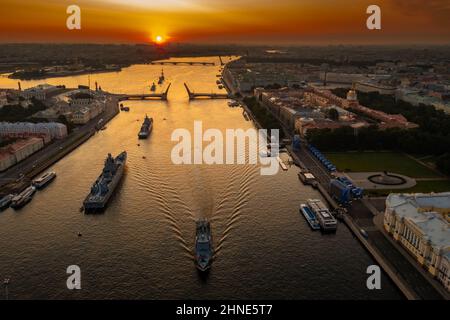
[254,87,369,136]
[0,122,68,141]
[308,87,418,129]
[69,92,94,106]
[225,60,320,94]
[0,152,15,171]
[384,193,450,292]
[0,137,44,171]
[355,81,396,95]
[396,89,450,115]
[0,91,8,108]
[72,109,91,124]
[21,84,59,100]
[70,101,105,125]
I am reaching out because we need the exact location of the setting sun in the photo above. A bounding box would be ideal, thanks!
[155,35,164,44]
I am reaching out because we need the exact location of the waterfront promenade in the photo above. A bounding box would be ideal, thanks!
[223,68,448,299]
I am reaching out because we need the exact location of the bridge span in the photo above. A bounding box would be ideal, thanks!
[183,83,230,100]
[118,83,171,101]
[150,61,215,66]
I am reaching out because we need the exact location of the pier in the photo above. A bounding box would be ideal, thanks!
[184,83,230,100]
[150,61,215,66]
[118,83,171,101]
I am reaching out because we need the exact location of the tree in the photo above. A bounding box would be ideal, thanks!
[327,108,339,121]
[437,154,450,176]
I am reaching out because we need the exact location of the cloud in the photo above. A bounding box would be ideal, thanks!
[388,0,450,17]
[92,0,215,12]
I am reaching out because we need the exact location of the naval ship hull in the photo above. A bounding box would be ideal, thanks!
[83,152,126,212]
[84,165,124,211]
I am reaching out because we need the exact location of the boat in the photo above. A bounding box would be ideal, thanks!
[216,80,221,85]
[96,118,104,130]
[83,151,127,211]
[307,199,337,232]
[158,69,165,84]
[32,171,56,189]
[218,85,224,89]
[150,82,156,92]
[195,218,213,272]
[0,194,14,211]
[300,204,320,230]
[120,105,130,112]
[10,186,37,210]
[277,157,288,171]
[360,229,369,239]
[138,114,153,139]
[298,170,316,185]
[227,100,239,107]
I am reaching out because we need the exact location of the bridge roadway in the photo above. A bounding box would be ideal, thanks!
[118,83,171,101]
[150,61,215,66]
[183,83,230,100]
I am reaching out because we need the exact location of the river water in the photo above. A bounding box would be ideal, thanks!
[0,57,402,299]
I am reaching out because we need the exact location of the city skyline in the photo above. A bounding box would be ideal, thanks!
[1,0,450,44]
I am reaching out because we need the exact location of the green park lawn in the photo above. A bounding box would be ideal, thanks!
[324,152,442,179]
[366,180,450,197]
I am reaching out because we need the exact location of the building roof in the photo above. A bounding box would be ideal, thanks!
[387,193,450,251]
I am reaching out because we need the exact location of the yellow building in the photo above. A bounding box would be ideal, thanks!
[384,192,450,292]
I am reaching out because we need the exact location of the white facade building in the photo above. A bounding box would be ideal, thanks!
[384,192,450,292]
[0,122,68,140]
[21,84,59,100]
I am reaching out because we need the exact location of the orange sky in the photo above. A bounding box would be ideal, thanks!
[0,0,449,44]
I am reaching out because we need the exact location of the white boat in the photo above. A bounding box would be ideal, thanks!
[307,199,337,232]
[10,186,37,210]
[32,171,56,189]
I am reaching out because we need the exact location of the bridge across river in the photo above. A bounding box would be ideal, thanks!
[183,83,230,100]
[118,83,171,101]
[150,61,215,66]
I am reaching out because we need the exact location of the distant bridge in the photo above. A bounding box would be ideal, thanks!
[118,83,171,101]
[184,83,230,100]
[150,61,215,66]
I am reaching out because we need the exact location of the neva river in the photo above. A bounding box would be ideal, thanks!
[0,57,402,299]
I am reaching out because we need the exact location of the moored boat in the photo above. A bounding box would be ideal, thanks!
[307,199,338,232]
[300,204,321,230]
[10,186,36,210]
[0,194,14,211]
[32,171,56,189]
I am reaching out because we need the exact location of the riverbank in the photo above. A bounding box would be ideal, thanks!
[0,95,120,196]
[8,66,123,81]
[224,67,447,299]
